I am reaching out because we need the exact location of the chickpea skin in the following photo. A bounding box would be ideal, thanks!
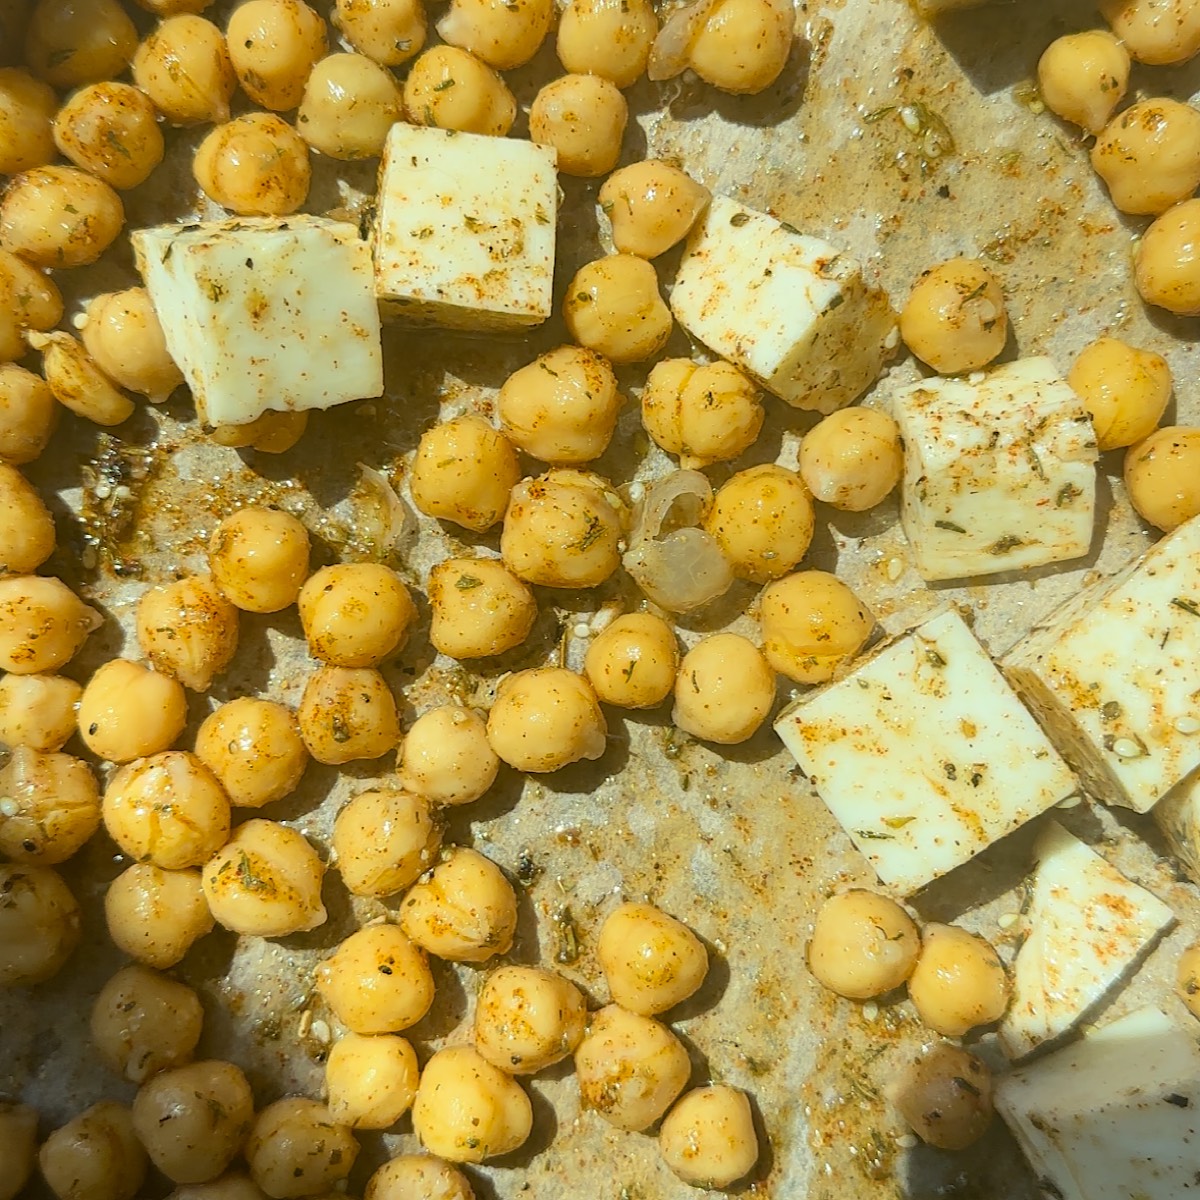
[0,463,54,574]
[195,698,308,809]
[194,114,312,216]
[0,363,59,464]
[659,1085,759,1189]
[397,705,500,806]
[246,1099,357,1199]
[0,254,62,367]
[1101,0,1200,65]
[530,74,628,178]
[208,507,310,613]
[402,45,515,136]
[325,1033,419,1128]
[82,288,184,403]
[297,52,404,160]
[53,83,166,191]
[335,0,425,67]
[333,787,441,898]
[564,254,673,364]
[0,672,81,751]
[24,0,138,88]
[1124,425,1200,531]
[136,575,240,692]
[39,1102,147,1200]
[557,0,657,88]
[688,0,793,95]
[365,1157,475,1200]
[703,465,814,583]
[892,1043,994,1150]
[908,923,1011,1037]
[436,0,553,70]
[673,633,775,746]
[599,160,711,259]
[298,563,416,667]
[584,613,679,709]
[133,16,236,126]
[1069,337,1171,452]
[0,1102,37,1200]
[298,666,400,765]
[598,902,708,1015]
[226,0,328,112]
[0,166,125,269]
[1091,99,1200,216]
[0,862,80,985]
[0,746,100,865]
[759,570,873,684]
[0,575,100,676]
[78,659,188,762]
[1037,30,1129,133]
[1135,197,1200,316]
[900,257,1008,374]
[30,331,135,427]
[0,68,56,174]
[105,863,214,969]
[474,965,588,1074]
[799,408,903,512]
[410,415,520,532]
[1177,941,1200,1020]
[209,411,308,454]
[807,889,920,1000]
[486,666,608,772]
[427,558,538,660]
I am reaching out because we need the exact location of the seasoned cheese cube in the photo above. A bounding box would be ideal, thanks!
[373,124,557,330]
[1004,514,1200,813]
[1000,822,1174,1061]
[669,195,896,414]
[890,357,1098,582]
[774,608,1077,896]
[133,216,382,428]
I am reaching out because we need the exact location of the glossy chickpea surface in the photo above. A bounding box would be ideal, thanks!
[0,672,81,752]
[31,330,135,427]
[1135,197,1200,315]
[25,0,138,88]
[82,288,183,403]
[410,415,520,532]
[1092,98,1200,216]
[486,666,608,771]
[333,787,441,898]
[402,44,515,135]
[659,1085,759,1189]
[808,889,920,999]
[133,15,236,126]
[892,1043,994,1150]
[194,114,312,216]
[0,745,99,864]
[297,52,403,160]
[245,1099,358,1198]
[0,68,55,175]
[0,862,80,986]
[900,257,1008,374]
[436,0,552,69]
[557,0,657,87]
[530,74,628,177]
[1102,0,1200,64]
[564,254,673,363]
[908,923,1010,1037]
[299,563,416,667]
[1069,337,1171,451]
[0,575,99,676]
[365,1156,474,1200]
[53,83,165,191]
[0,363,58,464]
[227,0,328,111]
[1037,30,1129,132]
[325,1032,419,1128]
[397,705,500,806]
[1177,941,1200,1019]
[195,698,308,809]
[136,575,240,692]
[584,612,679,709]
[315,923,435,1033]
[0,165,124,269]
[598,902,708,1015]
[703,465,813,582]
[0,250,62,366]
[428,557,538,660]
[800,407,903,511]
[208,507,310,613]
[474,965,588,1074]
[105,863,214,968]
[39,1101,147,1200]
[0,462,54,574]
[687,0,793,94]
[1124,425,1200,531]
[673,633,775,745]
[298,665,400,765]
[759,569,873,684]
[79,659,188,762]
[335,0,425,66]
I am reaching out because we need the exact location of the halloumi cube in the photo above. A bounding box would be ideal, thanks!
[1004,514,1200,813]
[1000,822,1174,1061]
[890,357,1098,582]
[669,196,896,413]
[774,608,1077,896]
[373,125,557,330]
[133,216,382,428]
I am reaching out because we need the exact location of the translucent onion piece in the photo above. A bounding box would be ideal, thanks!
[647,0,721,80]
[352,464,413,559]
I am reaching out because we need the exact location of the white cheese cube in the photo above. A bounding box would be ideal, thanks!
[1004,514,1200,813]
[373,125,557,330]
[890,357,1098,582]
[774,608,1077,896]
[133,216,382,428]
[1000,822,1174,1061]
[995,1007,1200,1200]
[669,195,896,414]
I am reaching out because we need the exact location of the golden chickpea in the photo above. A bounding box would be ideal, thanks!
[297,52,403,160]
[136,575,240,692]
[325,1033,419,1128]
[584,613,679,709]
[564,254,673,363]
[195,698,308,809]
[530,74,628,178]
[474,965,587,1075]
[298,665,400,765]
[0,247,61,356]
[641,358,764,469]
[557,0,656,87]
[1124,425,1200,531]
[486,666,608,772]
[0,363,58,464]
[908,923,1010,1037]
[799,407,902,512]
[0,672,81,751]
[246,1099,357,1198]
[90,964,204,1084]
[82,288,184,403]
[402,45,515,136]
[892,1043,993,1151]
[0,862,80,985]
[0,68,55,174]
[688,0,793,94]
[0,575,100,675]
[1178,941,1200,1019]
[599,160,709,258]
[0,166,124,269]
[315,923,435,1034]
[807,889,920,1000]
[1069,337,1171,452]
[397,705,500,806]
[25,0,138,88]
[333,787,441,898]
[759,569,873,685]
[659,1085,759,1189]
[1135,197,1200,315]
[409,415,520,532]
[1102,0,1200,64]
[899,257,1008,374]
[133,16,236,126]
[208,507,310,614]
[436,0,552,69]
[78,659,188,762]
[0,1102,37,1200]
[227,0,328,111]
[598,902,708,1016]
[575,1004,691,1131]
[673,633,774,745]
[167,1174,270,1200]
[428,557,538,660]
[209,410,308,454]
[412,1045,532,1162]
[105,863,214,968]
[704,465,813,583]
[39,1101,147,1200]
[0,463,53,573]
[298,563,416,667]
[194,114,311,216]
[0,745,99,864]
[366,1157,474,1200]
[29,331,135,427]
[1092,98,1200,216]
[53,83,165,191]
[136,0,216,10]
[1037,30,1129,133]
[202,819,326,937]
[336,0,425,67]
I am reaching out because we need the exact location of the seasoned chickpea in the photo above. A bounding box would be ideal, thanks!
[564,254,673,363]
[600,160,709,258]
[167,1175,270,1200]
[209,411,308,454]
[428,557,538,660]
[1069,337,1171,452]
[1037,30,1129,133]
[908,923,1010,1037]
[325,1033,419,1128]
[195,698,308,809]
[900,257,1008,374]
[409,415,520,532]
[687,0,793,94]
[0,1101,37,1200]
[0,363,58,463]
[137,575,240,692]
[91,964,204,1084]
[799,407,902,512]
[598,902,707,1016]
[0,862,80,985]
[0,166,124,269]
[133,1061,254,1185]
[333,788,441,898]
[0,252,62,366]
[1135,197,1200,315]
[315,923,435,1033]
[403,46,514,136]
[0,463,53,573]
[336,0,425,66]
[246,1100,357,1199]
[436,0,552,69]
[25,0,138,88]
[105,863,214,968]
[1092,99,1200,216]
[412,1045,532,1162]
[585,613,679,709]
[808,889,920,1000]
[366,1156,474,1200]
[30,331,135,427]
[704,465,814,583]
[659,1085,759,1189]
[208,507,310,613]
[499,345,622,464]
[298,665,400,765]
[486,666,608,772]
[557,0,656,87]
[78,659,188,762]
[759,570,873,684]
[1178,941,1200,1019]
[137,0,217,10]
[39,1101,147,1200]
[673,633,775,745]
[202,819,326,937]
[1124,425,1200,531]
[641,359,764,469]
[133,16,236,126]
[0,746,99,864]
[194,114,312,216]
[530,74,628,178]
[297,52,403,159]
[892,1043,993,1151]
[227,0,328,111]
[299,563,416,667]
[1102,0,1200,64]
[0,672,81,751]
[575,1004,691,1131]
[53,84,165,191]
[474,965,587,1074]
[397,705,500,806]
[0,68,55,174]
[82,288,184,403]
[0,575,100,675]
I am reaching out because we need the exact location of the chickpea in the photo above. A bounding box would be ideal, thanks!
[90,964,204,1084]
[1178,941,1200,1019]
[530,74,628,178]
[167,1175,269,1200]
[0,68,55,174]
[899,257,1008,375]
[564,254,673,364]
[908,923,1010,1037]
[133,1061,255,1185]
[412,1045,532,1162]
[0,1102,37,1200]
[659,1085,759,1189]
[597,902,708,1016]
[0,166,124,269]
[892,1042,993,1151]
[673,633,775,745]
[759,569,873,684]
[105,863,214,968]
[1037,30,1129,133]
[557,0,656,88]
[0,463,54,573]
[53,84,165,192]
[325,1033,419,1128]
[436,0,552,69]
[0,862,80,985]
[246,1099,359,1200]
[194,114,312,216]
[0,575,100,675]
[78,659,188,762]
[474,965,587,1075]
[0,672,81,751]
[397,705,500,806]
[703,465,813,583]
[209,410,308,454]
[0,363,58,464]
[333,788,441,898]
[365,1157,474,1200]
[297,52,404,160]
[227,0,328,111]
[0,746,99,864]
[39,1101,147,1200]
[1135,197,1200,315]
[298,665,400,765]
[133,16,236,126]
[575,1004,691,1131]
[1102,0,1200,65]
[807,889,920,1000]
[335,0,425,67]
[428,557,538,660]
[24,0,138,88]
[409,415,520,532]
[1092,98,1200,216]
[208,507,310,614]
[1124,425,1200,531]
[315,923,435,1034]
[641,359,764,469]
[29,331,135,427]
[82,288,184,403]
[584,613,679,709]
[137,0,216,10]
[799,408,902,512]
[1069,337,1171,452]
[0,257,60,367]
[402,45,515,136]
[599,160,710,259]
[688,0,793,94]
[136,575,240,692]
[486,666,608,772]
[298,563,416,667]
[202,819,326,937]
[195,698,308,809]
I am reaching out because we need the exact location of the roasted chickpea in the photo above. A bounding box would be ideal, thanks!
[687,0,793,94]
[208,507,310,613]
[530,74,628,177]
[166,1174,269,1200]
[402,45,515,135]
[1102,0,1200,64]
[1037,30,1129,133]
[78,659,188,762]
[908,923,1010,1037]
[1135,197,1200,315]
[673,633,775,745]
[0,862,80,985]
[333,788,441,898]
[1069,337,1171,452]
[137,0,217,11]
[0,746,99,864]
[105,863,214,968]
[557,0,656,87]
[209,410,308,454]
[297,52,403,159]
[584,613,679,709]
[436,0,552,69]
[428,557,538,660]
[1124,425,1200,531]
[0,166,124,269]
[39,1101,147,1200]
[298,563,416,667]
[227,0,328,111]
[325,1033,419,1128]
[53,83,165,191]
[704,465,814,583]
[0,249,62,366]
[600,160,709,258]
[133,16,236,126]
[29,331,135,427]
[0,363,58,463]
[194,114,312,216]
[892,1042,993,1150]
[564,254,673,363]
[659,1085,759,1189]
[759,570,873,684]
[807,889,920,1000]
[1178,940,1200,1019]
[82,288,184,403]
[136,575,239,692]
[0,68,55,174]
[195,698,308,809]
[486,666,608,772]
[0,1102,37,1200]
[25,0,138,88]
[335,0,424,66]
[474,965,587,1074]
[598,902,707,1016]
[202,819,326,937]
[0,463,53,573]
[365,1157,474,1200]
[800,407,902,512]
[0,575,100,676]
[397,705,500,806]
[0,672,81,751]
[298,665,400,765]
[409,415,520,532]
[246,1099,357,1199]
[1092,98,1200,216]
[900,257,1008,374]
